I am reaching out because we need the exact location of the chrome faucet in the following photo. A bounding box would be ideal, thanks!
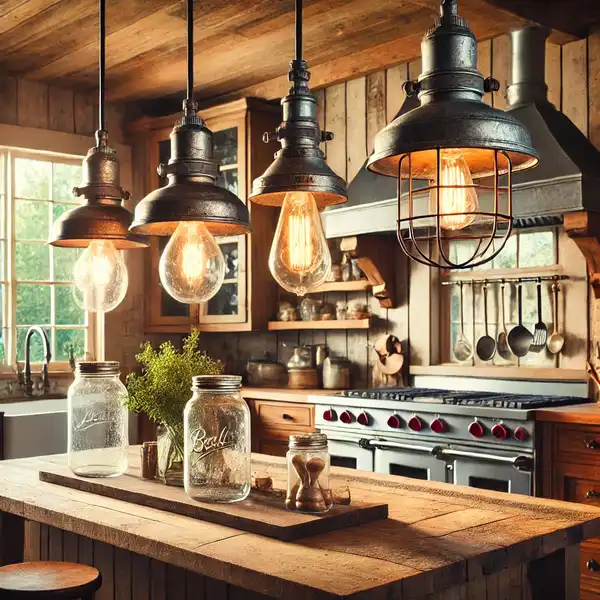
[24,326,51,397]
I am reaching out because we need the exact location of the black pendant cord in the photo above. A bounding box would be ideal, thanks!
[295,0,302,62]
[99,0,106,132]
[187,0,194,101]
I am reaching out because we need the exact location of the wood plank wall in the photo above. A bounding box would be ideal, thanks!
[0,72,126,142]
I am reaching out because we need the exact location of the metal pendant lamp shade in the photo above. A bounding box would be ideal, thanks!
[249,1,346,208]
[130,1,250,237]
[49,0,147,250]
[367,0,539,269]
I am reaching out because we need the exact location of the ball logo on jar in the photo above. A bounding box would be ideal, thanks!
[190,425,235,460]
[73,406,114,432]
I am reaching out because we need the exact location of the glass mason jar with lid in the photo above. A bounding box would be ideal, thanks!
[184,375,250,503]
[68,361,129,477]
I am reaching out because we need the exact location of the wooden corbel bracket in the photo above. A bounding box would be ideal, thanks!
[564,211,600,298]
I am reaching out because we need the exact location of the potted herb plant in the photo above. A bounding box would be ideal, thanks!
[126,329,222,486]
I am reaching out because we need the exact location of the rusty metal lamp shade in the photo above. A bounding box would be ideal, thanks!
[367,0,539,269]
[130,99,250,237]
[50,130,147,249]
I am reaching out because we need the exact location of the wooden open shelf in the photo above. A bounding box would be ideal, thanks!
[308,280,371,293]
[268,319,370,331]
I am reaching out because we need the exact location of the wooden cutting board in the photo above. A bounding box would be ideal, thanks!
[38,464,388,541]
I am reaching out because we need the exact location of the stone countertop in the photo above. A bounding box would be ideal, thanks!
[1,448,600,599]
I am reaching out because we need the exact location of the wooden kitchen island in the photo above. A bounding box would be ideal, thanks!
[1,449,599,600]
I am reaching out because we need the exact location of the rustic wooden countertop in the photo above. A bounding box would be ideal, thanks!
[536,402,600,424]
[1,449,600,599]
[241,387,336,403]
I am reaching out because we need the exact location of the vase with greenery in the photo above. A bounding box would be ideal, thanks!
[125,329,223,486]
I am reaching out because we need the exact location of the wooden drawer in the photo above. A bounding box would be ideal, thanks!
[555,425,600,463]
[581,542,600,596]
[552,461,600,503]
[254,401,314,429]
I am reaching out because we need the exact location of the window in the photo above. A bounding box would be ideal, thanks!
[0,148,95,368]
[446,229,558,367]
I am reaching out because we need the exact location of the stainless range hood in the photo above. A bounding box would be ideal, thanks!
[508,26,600,228]
[323,26,600,239]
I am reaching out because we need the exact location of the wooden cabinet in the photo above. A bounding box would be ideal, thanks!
[247,399,315,457]
[538,419,600,598]
[130,98,280,333]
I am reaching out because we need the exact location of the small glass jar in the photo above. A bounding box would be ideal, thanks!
[286,432,331,513]
[184,375,250,503]
[68,361,129,477]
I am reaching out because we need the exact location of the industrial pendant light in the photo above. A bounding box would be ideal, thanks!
[367,0,539,269]
[49,0,148,314]
[249,0,347,296]
[130,0,250,304]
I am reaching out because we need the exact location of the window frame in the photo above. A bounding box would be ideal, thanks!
[0,146,100,373]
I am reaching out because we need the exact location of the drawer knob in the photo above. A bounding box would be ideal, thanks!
[281,413,293,421]
[587,559,600,572]
[586,490,600,499]
[586,439,600,450]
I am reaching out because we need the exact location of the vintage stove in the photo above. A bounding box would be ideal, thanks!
[309,388,589,496]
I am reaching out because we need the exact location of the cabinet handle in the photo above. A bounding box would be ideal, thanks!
[585,439,600,450]
[281,413,293,421]
[587,559,600,572]
[586,490,600,499]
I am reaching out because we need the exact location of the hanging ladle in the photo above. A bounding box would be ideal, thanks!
[496,281,513,360]
[454,281,473,363]
[547,282,565,355]
[508,282,533,357]
[476,283,496,361]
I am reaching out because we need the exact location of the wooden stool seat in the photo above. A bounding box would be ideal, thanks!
[0,561,101,599]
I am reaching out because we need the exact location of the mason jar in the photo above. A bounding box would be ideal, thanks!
[286,432,331,513]
[184,375,250,503]
[68,361,129,477]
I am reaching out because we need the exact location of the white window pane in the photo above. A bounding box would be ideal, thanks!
[16,284,51,325]
[54,246,81,282]
[55,329,85,361]
[53,162,81,203]
[16,242,50,280]
[15,158,51,200]
[55,285,85,325]
[519,231,555,268]
[16,199,49,240]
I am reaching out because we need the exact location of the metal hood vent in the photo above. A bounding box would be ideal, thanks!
[508,26,600,228]
[321,95,419,239]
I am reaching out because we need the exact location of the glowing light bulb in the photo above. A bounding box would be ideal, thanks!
[430,151,479,231]
[269,191,331,296]
[72,240,128,313]
[159,221,225,304]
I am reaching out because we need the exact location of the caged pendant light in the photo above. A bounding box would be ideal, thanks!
[249,0,347,296]
[130,0,250,304]
[367,0,539,270]
[49,0,148,314]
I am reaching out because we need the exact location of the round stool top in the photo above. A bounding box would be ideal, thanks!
[0,562,101,598]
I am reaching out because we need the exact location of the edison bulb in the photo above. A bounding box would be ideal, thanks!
[269,191,331,296]
[159,221,225,304]
[72,240,128,313]
[430,151,479,230]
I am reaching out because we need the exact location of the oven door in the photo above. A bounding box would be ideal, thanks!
[323,430,374,471]
[435,447,533,496]
[366,438,447,482]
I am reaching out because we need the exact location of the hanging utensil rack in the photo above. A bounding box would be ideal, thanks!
[441,275,570,286]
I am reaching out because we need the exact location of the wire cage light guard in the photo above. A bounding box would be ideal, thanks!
[396,148,514,270]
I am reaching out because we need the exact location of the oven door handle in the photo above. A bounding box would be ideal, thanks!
[359,439,436,454]
[432,447,533,472]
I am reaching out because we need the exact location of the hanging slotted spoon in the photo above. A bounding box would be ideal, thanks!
[529,279,548,353]
[547,282,565,354]
[454,281,473,362]
[496,281,513,360]
[476,283,496,361]
[508,283,533,357]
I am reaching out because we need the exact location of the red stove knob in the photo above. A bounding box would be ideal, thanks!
[340,410,353,424]
[387,414,402,429]
[430,418,446,434]
[323,408,336,422]
[492,424,509,441]
[468,421,485,439]
[408,416,424,432]
[357,411,370,426]
[514,426,528,442]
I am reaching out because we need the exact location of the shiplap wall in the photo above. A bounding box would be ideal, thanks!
[197,32,600,388]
